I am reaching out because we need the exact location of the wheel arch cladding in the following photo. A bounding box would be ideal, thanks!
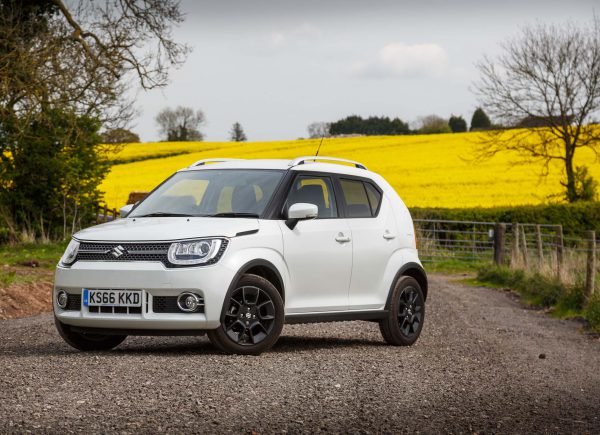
[386,263,428,307]
[238,259,285,302]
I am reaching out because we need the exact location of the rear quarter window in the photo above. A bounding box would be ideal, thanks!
[365,182,382,216]
[339,179,372,218]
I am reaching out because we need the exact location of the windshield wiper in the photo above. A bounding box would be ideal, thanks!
[206,212,260,218]
[135,212,196,218]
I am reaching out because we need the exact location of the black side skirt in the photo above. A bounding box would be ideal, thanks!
[285,310,388,324]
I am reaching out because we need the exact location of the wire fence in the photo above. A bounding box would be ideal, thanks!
[414,218,597,295]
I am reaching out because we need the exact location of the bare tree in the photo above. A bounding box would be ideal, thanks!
[307,122,331,139]
[0,0,189,130]
[474,19,600,202]
[156,106,206,141]
[230,122,247,142]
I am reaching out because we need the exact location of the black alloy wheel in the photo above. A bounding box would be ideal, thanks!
[207,274,284,355]
[379,276,425,346]
[223,285,276,345]
[396,284,424,338]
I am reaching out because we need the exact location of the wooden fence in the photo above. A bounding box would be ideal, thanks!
[96,204,118,223]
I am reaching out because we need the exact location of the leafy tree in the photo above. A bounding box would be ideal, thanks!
[448,115,468,133]
[230,122,247,142]
[307,122,331,139]
[155,106,205,141]
[329,115,409,136]
[102,128,140,144]
[0,0,188,239]
[417,115,451,134]
[474,19,600,202]
[1,109,107,240]
[470,108,492,131]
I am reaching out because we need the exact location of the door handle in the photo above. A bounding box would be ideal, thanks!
[383,231,396,240]
[335,233,351,243]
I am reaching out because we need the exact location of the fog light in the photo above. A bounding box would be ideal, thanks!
[177,292,201,313]
[57,290,68,309]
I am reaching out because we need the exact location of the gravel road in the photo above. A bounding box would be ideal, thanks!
[1,274,599,434]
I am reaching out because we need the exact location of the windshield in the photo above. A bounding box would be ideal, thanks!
[129,169,284,218]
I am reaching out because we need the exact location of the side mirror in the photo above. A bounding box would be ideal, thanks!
[120,203,134,218]
[285,202,318,230]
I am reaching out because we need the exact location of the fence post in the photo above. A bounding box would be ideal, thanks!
[535,224,543,267]
[96,205,101,224]
[103,204,108,223]
[511,222,520,267]
[585,230,596,299]
[493,223,505,266]
[556,225,564,280]
[112,208,117,220]
[519,224,528,268]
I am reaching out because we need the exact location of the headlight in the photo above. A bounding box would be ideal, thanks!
[59,239,80,266]
[167,239,224,265]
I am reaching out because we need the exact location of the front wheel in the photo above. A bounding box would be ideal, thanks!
[54,317,127,351]
[208,274,284,355]
[379,276,425,346]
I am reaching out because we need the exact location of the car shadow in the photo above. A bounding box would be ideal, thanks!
[1,334,386,358]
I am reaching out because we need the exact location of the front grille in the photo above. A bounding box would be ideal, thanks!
[65,293,81,311]
[75,240,228,268]
[88,306,142,315]
[77,242,170,263]
[153,296,205,314]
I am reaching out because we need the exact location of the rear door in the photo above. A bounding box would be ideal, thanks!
[279,174,352,313]
[336,177,398,310]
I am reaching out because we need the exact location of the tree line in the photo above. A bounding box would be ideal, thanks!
[306,108,493,138]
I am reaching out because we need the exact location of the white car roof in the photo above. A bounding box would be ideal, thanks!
[180,157,375,178]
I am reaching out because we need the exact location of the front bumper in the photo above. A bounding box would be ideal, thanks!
[53,261,237,331]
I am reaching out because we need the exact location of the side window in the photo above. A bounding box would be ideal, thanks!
[285,176,338,218]
[339,179,374,218]
[365,182,382,216]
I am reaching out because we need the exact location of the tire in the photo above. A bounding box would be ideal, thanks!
[54,316,127,351]
[208,274,284,355]
[379,276,425,346]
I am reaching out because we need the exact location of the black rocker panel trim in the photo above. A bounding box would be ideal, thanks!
[285,310,388,324]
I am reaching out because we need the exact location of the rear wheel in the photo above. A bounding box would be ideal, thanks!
[208,274,284,355]
[379,276,425,346]
[54,317,127,351]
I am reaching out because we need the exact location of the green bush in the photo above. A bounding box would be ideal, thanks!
[585,293,600,331]
[523,273,563,307]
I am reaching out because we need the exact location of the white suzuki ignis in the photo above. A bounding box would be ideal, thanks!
[54,156,427,355]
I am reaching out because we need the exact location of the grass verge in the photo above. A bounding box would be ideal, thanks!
[476,266,600,332]
[0,242,66,270]
[421,258,488,274]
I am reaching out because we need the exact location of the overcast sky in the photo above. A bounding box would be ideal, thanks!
[131,0,597,142]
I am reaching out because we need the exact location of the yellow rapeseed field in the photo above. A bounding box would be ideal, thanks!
[100,132,600,209]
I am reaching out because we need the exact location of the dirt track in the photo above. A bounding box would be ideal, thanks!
[0,274,598,434]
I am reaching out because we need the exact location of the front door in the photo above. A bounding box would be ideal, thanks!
[279,174,352,313]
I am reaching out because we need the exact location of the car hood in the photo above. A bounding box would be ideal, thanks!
[74,217,260,242]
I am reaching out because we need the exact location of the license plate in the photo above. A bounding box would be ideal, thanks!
[83,289,141,307]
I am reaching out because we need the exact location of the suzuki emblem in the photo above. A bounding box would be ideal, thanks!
[110,245,126,258]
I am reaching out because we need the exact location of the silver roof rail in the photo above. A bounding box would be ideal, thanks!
[288,156,368,170]
[189,158,243,168]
